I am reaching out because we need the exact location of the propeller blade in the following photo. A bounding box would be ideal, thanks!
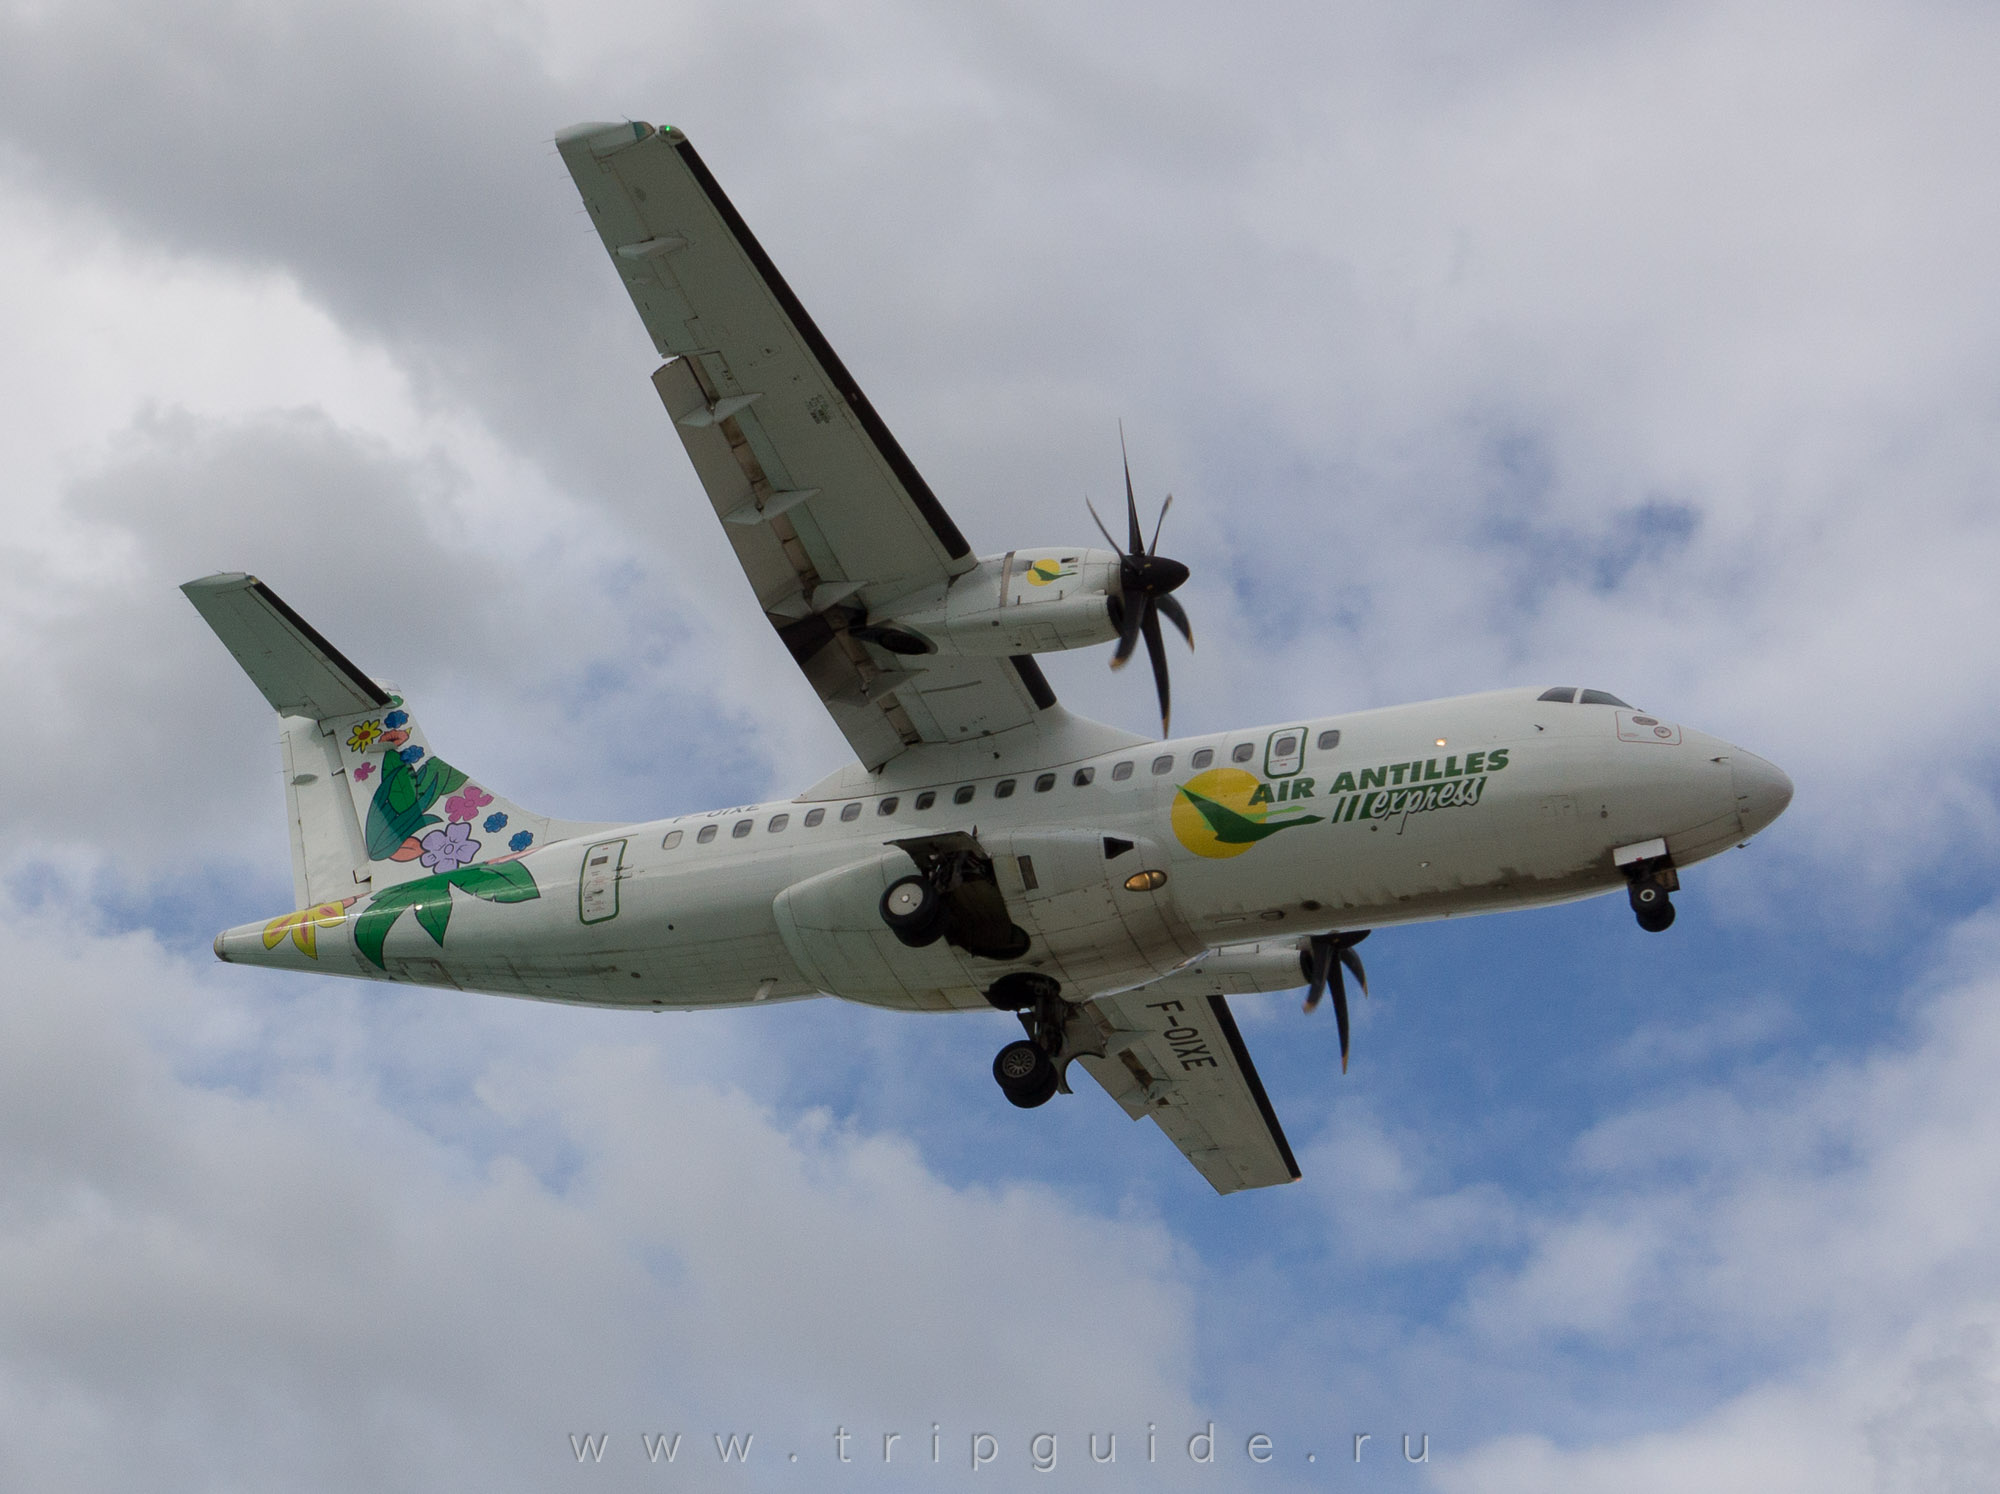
[1149,492,1174,555]
[1140,600,1171,736]
[1085,496,1125,556]
[1302,930,1371,1074]
[1154,591,1194,648]
[1339,942,1368,998]
[1302,937,1333,1011]
[1119,426,1146,556]
[1330,972,1352,1074]
[1110,588,1145,669]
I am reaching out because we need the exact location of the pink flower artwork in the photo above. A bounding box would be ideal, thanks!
[444,785,494,823]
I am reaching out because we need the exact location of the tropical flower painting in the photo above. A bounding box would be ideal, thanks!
[319,701,544,965]
[261,898,358,959]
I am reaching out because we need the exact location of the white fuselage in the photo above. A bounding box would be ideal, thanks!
[217,688,1791,1010]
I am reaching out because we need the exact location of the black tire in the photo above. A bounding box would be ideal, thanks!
[880,875,944,947]
[1637,901,1676,933]
[1629,881,1669,915]
[993,1040,1058,1108]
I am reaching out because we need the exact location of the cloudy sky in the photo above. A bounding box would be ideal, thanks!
[2,0,1997,1487]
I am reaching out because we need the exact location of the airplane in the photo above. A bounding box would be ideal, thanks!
[187,120,1794,1194]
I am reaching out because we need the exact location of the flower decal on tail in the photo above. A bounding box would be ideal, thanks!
[262,898,358,958]
[419,822,480,872]
[363,748,469,862]
[443,785,493,823]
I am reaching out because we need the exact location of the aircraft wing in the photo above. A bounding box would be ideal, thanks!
[557,121,1055,771]
[1072,990,1301,1194]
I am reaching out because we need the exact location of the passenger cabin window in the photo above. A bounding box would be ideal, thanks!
[662,829,683,849]
[1111,761,1135,781]
[768,814,788,832]
[1231,743,1254,763]
[1151,755,1174,775]
[1190,748,1214,770]
[877,797,898,816]
[1073,766,1095,787]
[732,819,753,838]
[840,803,861,822]
[804,808,825,827]
[954,784,976,805]
[914,791,936,811]
[1578,688,1633,707]
[697,825,718,844]
[1538,687,1578,703]
[1317,729,1341,750]
[995,779,1016,798]
[1034,773,1056,792]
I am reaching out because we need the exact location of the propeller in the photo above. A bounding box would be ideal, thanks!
[1086,428,1193,736]
[1300,930,1371,1073]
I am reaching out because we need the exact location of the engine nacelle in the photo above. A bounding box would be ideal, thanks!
[856,548,1122,657]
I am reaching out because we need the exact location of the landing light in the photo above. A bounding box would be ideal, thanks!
[1435,738,1447,746]
[1124,870,1168,892]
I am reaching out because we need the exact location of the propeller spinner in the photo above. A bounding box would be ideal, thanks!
[1301,930,1371,1073]
[1087,431,1193,736]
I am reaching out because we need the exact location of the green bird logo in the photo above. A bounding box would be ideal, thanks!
[1171,769,1323,858]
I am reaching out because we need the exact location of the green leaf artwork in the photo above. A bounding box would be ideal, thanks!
[353,859,540,969]
[363,750,470,860]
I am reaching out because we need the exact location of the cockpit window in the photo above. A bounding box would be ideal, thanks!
[1537,687,1578,703]
[1578,688,1633,707]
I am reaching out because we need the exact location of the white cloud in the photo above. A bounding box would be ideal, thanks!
[1437,912,2000,1486]
[0,892,1208,1490]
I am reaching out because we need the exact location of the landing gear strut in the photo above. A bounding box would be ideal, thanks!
[987,974,1070,1108]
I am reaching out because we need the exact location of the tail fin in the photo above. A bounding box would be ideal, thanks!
[184,574,610,904]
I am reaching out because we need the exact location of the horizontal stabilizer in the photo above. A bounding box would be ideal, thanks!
[181,573,389,719]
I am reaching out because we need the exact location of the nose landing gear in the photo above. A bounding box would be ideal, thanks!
[1615,840,1680,933]
[1629,878,1676,932]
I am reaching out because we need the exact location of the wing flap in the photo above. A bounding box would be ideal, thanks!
[1074,991,1300,1194]
[558,121,968,584]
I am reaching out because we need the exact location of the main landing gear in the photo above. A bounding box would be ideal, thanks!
[985,972,1067,1109]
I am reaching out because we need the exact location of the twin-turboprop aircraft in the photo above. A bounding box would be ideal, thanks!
[190,121,1794,1193]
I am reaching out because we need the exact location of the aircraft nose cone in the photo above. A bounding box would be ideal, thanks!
[1732,751,1794,837]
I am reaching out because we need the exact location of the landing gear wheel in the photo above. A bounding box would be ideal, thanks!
[993,1039,1059,1108]
[880,875,944,947]
[1629,880,1675,932]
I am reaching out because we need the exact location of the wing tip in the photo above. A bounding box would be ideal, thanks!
[553,120,660,157]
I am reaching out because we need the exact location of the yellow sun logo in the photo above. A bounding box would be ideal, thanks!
[1171,768,1324,859]
[1025,559,1066,586]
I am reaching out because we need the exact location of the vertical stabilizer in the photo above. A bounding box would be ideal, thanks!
[184,574,611,905]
